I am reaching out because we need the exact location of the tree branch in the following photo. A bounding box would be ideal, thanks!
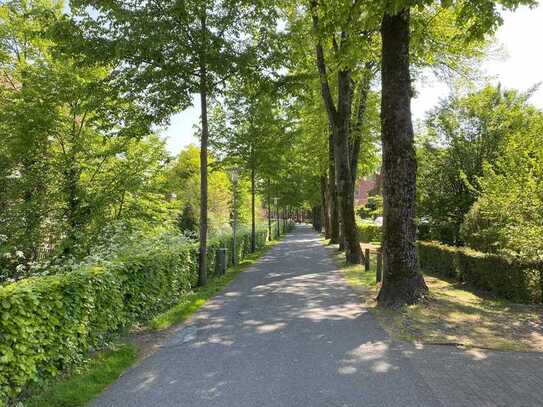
[350,64,374,186]
[310,0,337,124]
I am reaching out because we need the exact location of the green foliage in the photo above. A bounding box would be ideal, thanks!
[0,1,173,279]
[417,85,539,244]
[417,241,457,278]
[356,196,383,220]
[0,225,274,404]
[0,266,125,403]
[67,0,276,125]
[167,145,242,234]
[461,115,543,259]
[378,0,536,42]
[356,221,383,243]
[177,204,198,236]
[418,241,543,303]
[207,227,269,273]
[417,84,543,260]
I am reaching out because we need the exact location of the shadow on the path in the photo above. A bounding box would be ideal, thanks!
[93,225,543,407]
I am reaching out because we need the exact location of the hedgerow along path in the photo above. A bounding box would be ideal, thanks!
[92,225,543,407]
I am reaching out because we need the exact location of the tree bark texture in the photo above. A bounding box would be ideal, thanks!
[267,179,272,240]
[321,174,331,239]
[335,69,362,264]
[377,9,428,306]
[314,206,323,232]
[350,67,373,194]
[328,131,340,243]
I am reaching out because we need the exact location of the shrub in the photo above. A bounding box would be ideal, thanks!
[0,224,273,404]
[207,226,269,273]
[417,241,457,278]
[176,204,198,235]
[356,196,383,221]
[0,267,127,403]
[418,241,543,303]
[356,222,382,243]
[460,126,543,260]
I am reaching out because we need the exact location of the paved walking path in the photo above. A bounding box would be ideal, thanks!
[93,225,543,407]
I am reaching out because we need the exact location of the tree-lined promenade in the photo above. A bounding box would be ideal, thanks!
[1,0,542,405]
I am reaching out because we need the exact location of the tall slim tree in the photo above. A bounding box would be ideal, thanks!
[309,0,376,264]
[67,0,272,285]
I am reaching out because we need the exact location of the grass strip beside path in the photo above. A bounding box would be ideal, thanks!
[23,343,137,407]
[326,240,543,353]
[23,239,279,407]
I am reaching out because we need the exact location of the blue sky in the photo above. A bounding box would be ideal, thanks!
[161,2,543,155]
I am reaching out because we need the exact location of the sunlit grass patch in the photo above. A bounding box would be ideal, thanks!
[324,239,543,353]
[397,275,543,352]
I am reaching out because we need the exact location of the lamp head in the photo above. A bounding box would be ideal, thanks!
[228,167,240,183]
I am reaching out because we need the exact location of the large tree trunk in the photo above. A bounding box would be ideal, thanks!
[314,206,323,232]
[320,174,330,238]
[336,69,362,264]
[350,68,372,195]
[328,130,340,243]
[198,9,209,286]
[377,9,428,306]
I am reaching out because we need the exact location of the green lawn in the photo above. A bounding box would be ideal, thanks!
[327,240,543,353]
[23,239,278,407]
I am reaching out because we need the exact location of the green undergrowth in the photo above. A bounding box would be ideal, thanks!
[20,239,279,407]
[23,343,137,407]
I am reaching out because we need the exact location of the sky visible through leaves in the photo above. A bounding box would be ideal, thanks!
[161,2,543,155]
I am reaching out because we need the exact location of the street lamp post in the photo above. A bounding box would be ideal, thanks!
[273,197,279,238]
[228,168,240,266]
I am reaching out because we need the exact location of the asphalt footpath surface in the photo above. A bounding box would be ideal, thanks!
[92,225,543,407]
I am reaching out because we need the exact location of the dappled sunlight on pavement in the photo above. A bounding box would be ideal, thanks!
[92,225,543,407]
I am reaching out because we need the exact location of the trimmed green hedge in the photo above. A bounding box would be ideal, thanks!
[356,222,382,243]
[206,227,269,277]
[266,219,296,242]
[418,241,543,304]
[0,225,276,404]
[353,221,541,303]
